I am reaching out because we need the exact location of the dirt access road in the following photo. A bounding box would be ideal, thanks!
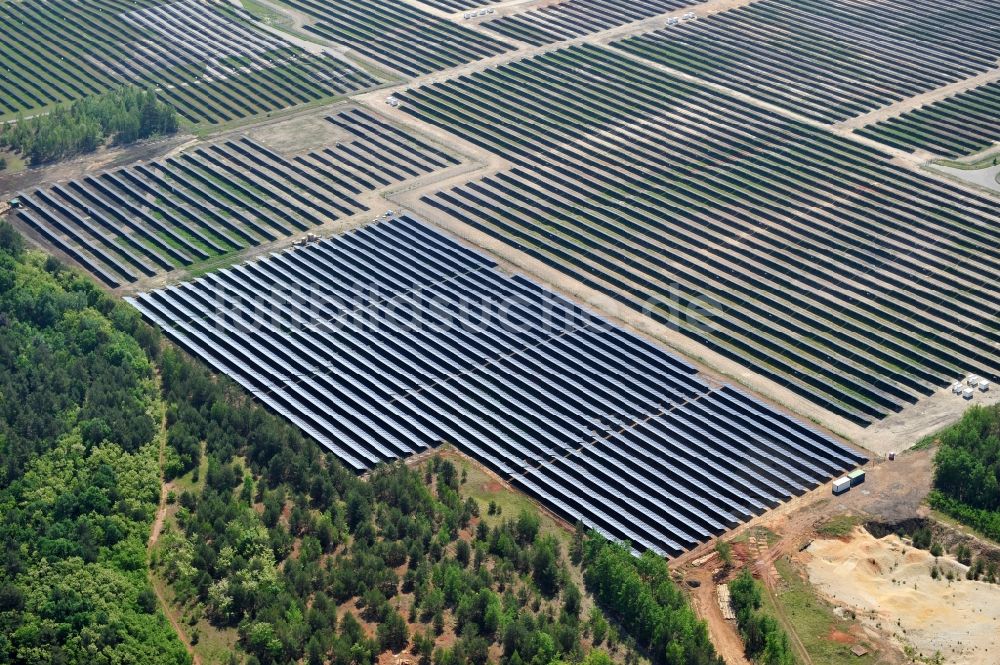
[675,447,936,664]
[687,565,753,665]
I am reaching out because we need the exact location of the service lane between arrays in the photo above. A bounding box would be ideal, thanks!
[395,43,1000,427]
[12,109,460,286]
[856,81,1000,159]
[612,0,1000,123]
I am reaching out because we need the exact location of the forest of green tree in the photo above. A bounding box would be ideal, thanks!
[929,404,1000,542]
[0,222,187,663]
[153,340,724,665]
[727,570,794,665]
[0,220,724,665]
[0,87,178,165]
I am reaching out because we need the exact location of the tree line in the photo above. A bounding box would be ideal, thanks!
[0,86,178,165]
[930,404,1000,542]
[155,335,679,665]
[728,570,795,665]
[0,220,727,664]
[581,538,722,665]
[0,221,188,663]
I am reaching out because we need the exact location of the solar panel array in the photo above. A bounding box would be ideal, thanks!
[15,109,459,286]
[421,0,502,13]
[0,0,378,122]
[397,44,1000,426]
[126,215,863,556]
[482,0,697,46]
[856,81,1000,159]
[278,0,515,77]
[613,0,1000,123]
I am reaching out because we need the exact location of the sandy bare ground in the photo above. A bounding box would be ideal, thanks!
[806,528,1000,664]
[928,162,1000,196]
[857,386,1000,456]
[674,444,936,575]
[676,447,936,665]
[244,111,352,153]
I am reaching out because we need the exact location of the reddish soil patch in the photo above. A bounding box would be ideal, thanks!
[829,629,853,644]
[434,626,457,650]
[483,481,503,493]
[731,542,752,565]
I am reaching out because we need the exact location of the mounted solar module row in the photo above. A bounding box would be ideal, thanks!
[482,0,697,46]
[0,0,378,121]
[14,108,460,285]
[612,0,1000,123]
[515,385,864,555]
[276,0,515,77]
[128,215,862,555]
[856,81,1000,159]
[129,215,680,464]
[420,0,501,12]
[14,138,358,285]
[398,44,1000,426]
[128,215,692,469]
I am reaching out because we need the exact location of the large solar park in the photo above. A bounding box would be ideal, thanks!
[126,215,865,556]
[4,0,1000,558]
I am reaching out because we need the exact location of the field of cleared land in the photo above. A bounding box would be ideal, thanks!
[807,529,1000,663]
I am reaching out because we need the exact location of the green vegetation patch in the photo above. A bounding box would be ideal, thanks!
[0,86,177,166]
[728,568,796,665]
[0,222,188,663]
[929,404,1000,542]
[816,516,861,538]
[239,0,294,29]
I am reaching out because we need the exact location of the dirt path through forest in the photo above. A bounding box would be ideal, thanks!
[147,399,202,665]
[688,566,752,665]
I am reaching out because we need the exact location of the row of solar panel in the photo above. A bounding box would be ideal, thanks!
[15,109,460,286]
[128,215,863,555]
